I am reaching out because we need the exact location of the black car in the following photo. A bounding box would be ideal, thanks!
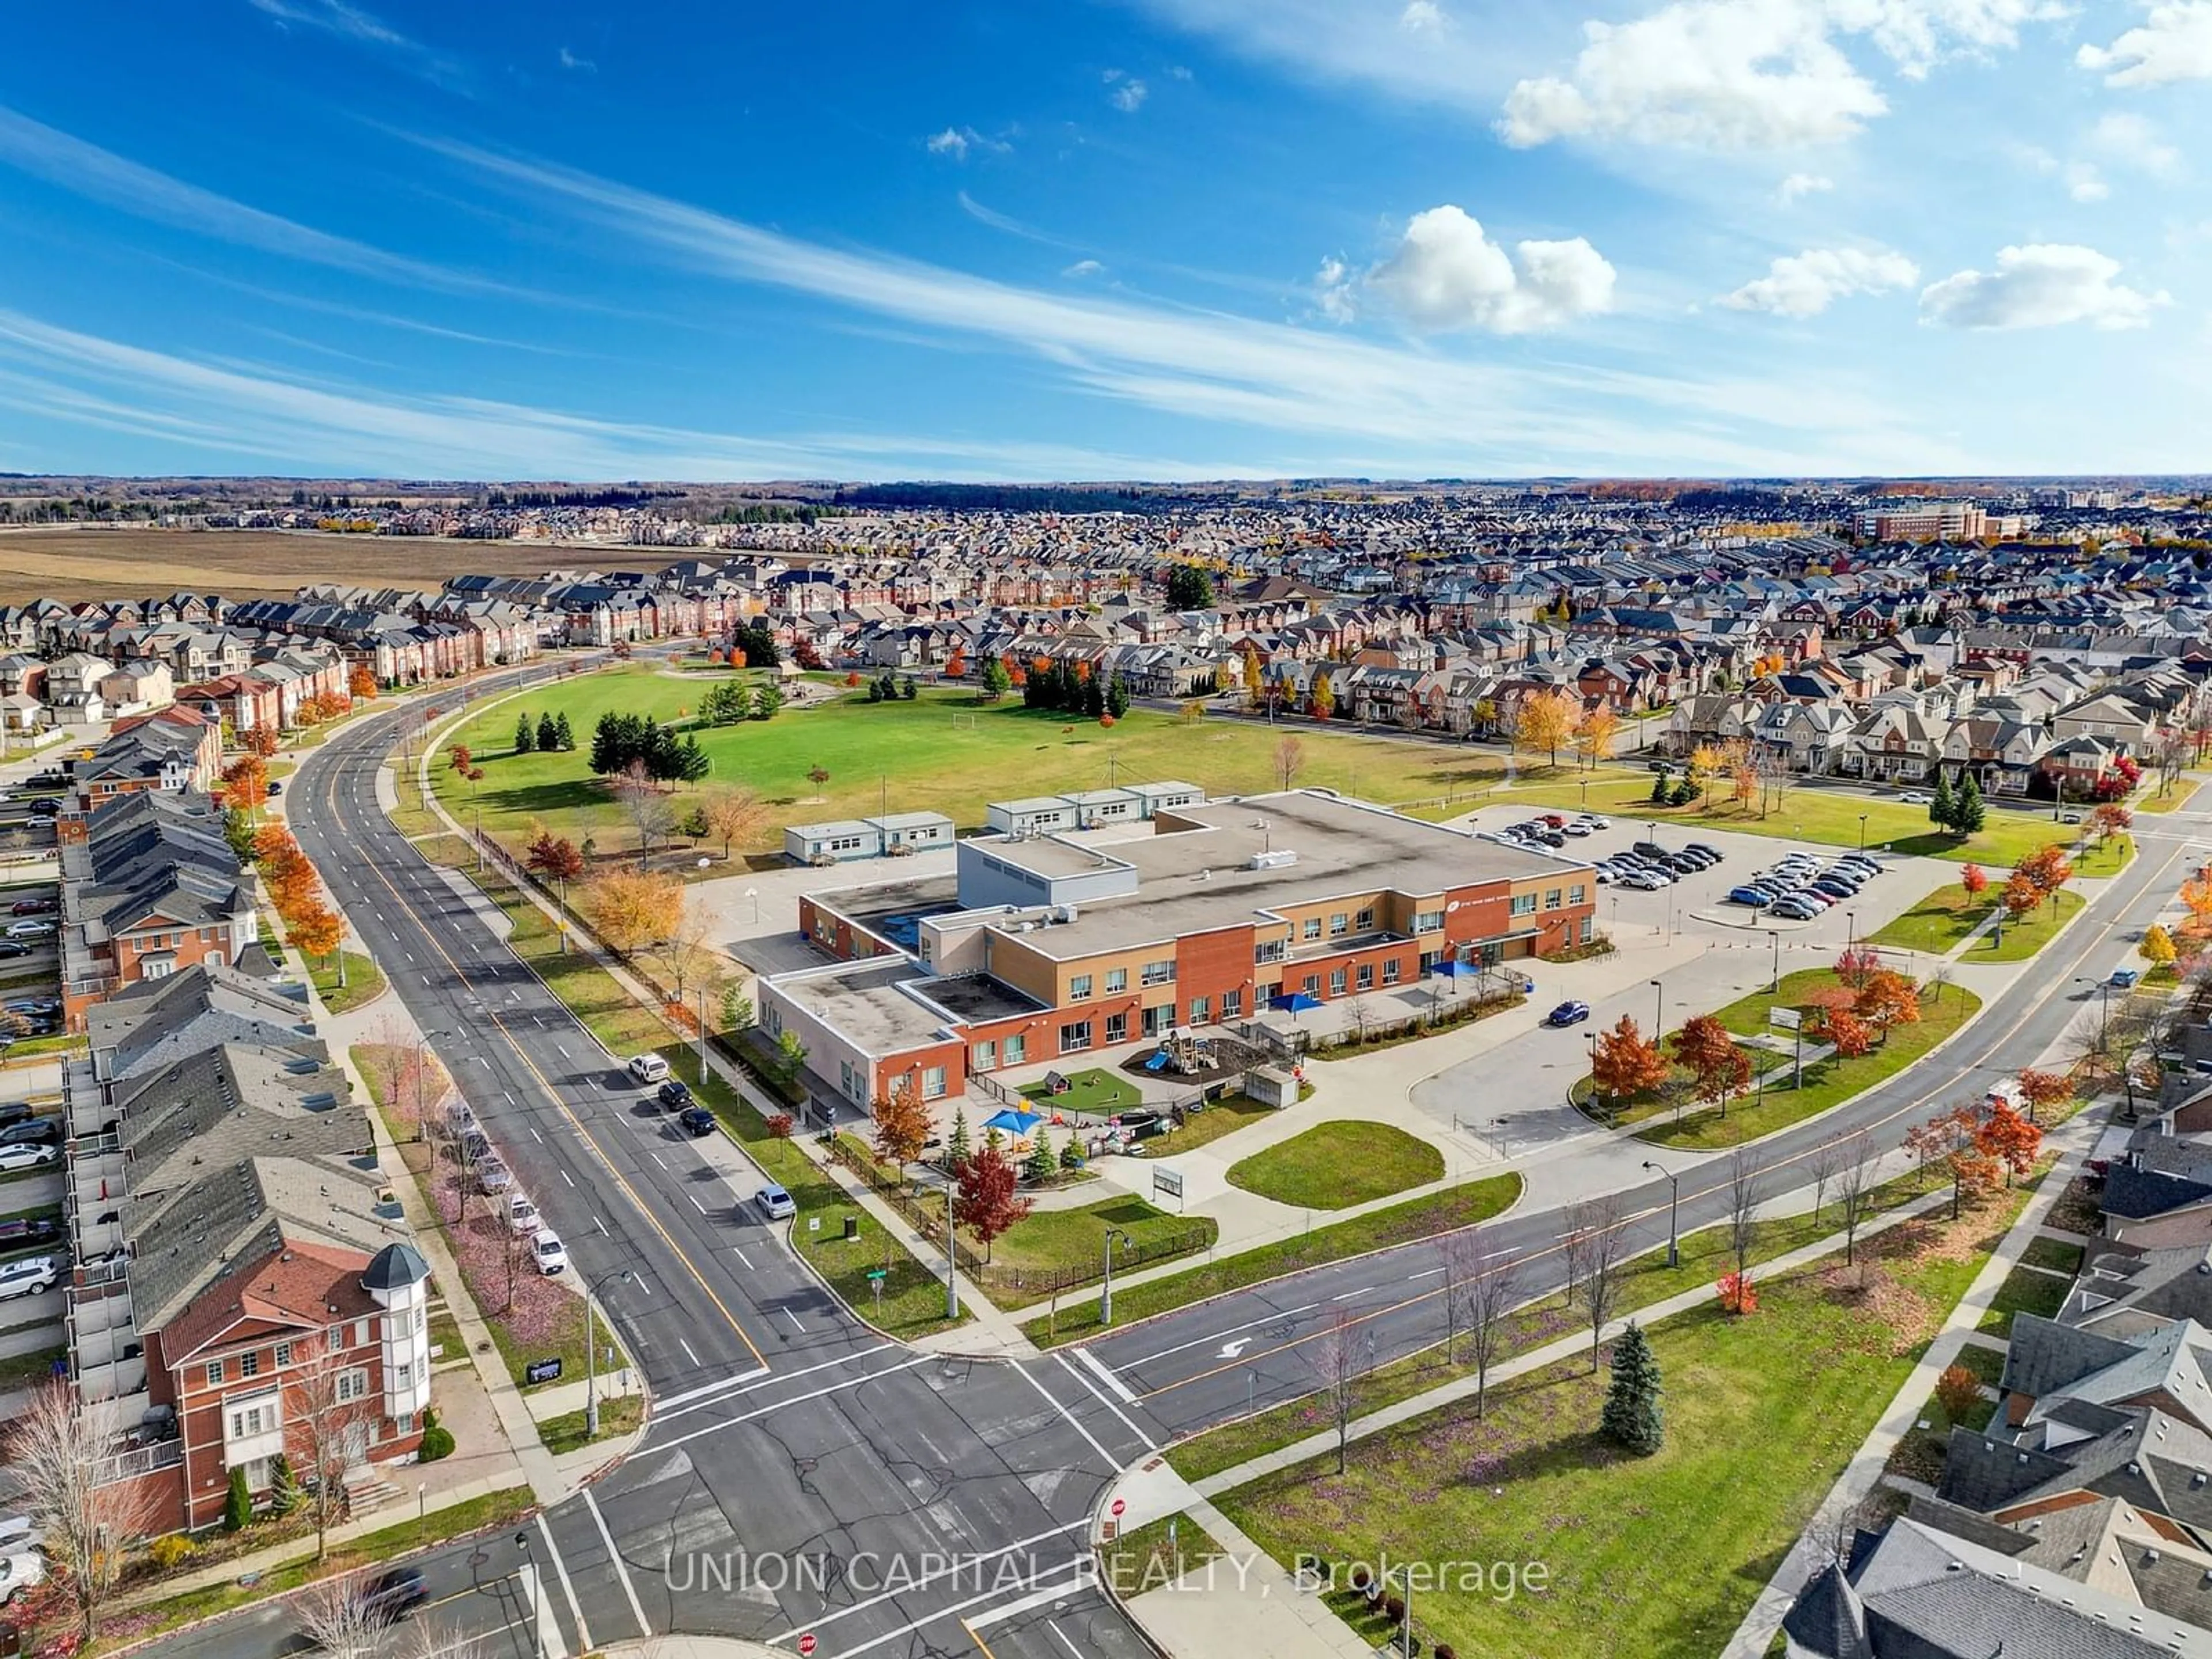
[657,1078,694,1111]
[0,1215,59,1250]
[0,943,30,960]
[677,1105,715,1138]
[359,1567,427,1625]
[0,1119,59,1148]
[0,1103,30,1131]
[27,800,59,818]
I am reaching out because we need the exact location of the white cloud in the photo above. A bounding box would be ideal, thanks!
[1828,0,2064,77]
[1721,245,1918,316]
[557,46,594,71]
[2067,162,2109,202]
[2079,1,2212,85]
[927,128,971,158]
[418,138,1921,471]
[2088,111,2181,177]
[1363,205,1615,334]
[1776,171,1834,203]
[1499,0,1888,150]
[1104,69,1150,111]
[0,104,523,298]
[244,0,461,84]
[1919,244,2166,330]
[1063,259,1105,278]
[1313,256,1358,321]
[1400,0,1446,30]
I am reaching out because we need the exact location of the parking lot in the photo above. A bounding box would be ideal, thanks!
[1453,803,1964,958]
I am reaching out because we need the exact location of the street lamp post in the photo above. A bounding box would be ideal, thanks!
[1650,978,1662,1035]
[584,1268,632,1438]
[1100,1228,1132,1326]
[1768,929,1780,993]
[1643,1160,1680,1268]
[1858,813,1868,851]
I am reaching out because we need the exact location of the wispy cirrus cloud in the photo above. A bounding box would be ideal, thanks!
[407,134,1953,473]
[244,0,467,86]
[0,306,1249,481]
[0,105,529,299]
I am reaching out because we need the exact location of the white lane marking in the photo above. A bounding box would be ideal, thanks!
[654,1344,887,1415]
[536,1514,592,1653]
[634,1274,651,1296]
[687,1193,706,1215]
[559,1169,574,1187]
[1330,1286,1374,1302]
[1046,1619,1085,1657]
[582,1487,650,1636]
[732,1246,755,1270]
[529,1127,544,1143]
[593,1214,607,1236]
[967,1566,1098,1631]
[1409,1266,1444,1281]
[656,1354,930,1449]
[1071,1344,1139,1407]
[781,1307,804,1333]
[766,1522,1085,1642]
[1013,1360,1118,1469]
[649,1153,666,1170]
[1056,1351,1152,1451]
[1126,1298,1323,1368]
[554,1041,571,1060]
[679,1338,700,1367]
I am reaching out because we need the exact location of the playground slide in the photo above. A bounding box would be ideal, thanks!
[1143,1051,1171,1072]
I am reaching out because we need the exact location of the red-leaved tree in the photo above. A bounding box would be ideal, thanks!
[953,1139,1033,1262]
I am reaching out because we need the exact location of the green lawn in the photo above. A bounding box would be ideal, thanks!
[2137,780,2203,814]
[1024,1172,1521,1347]
[1868,884,2083,961]
[1138,1092,1284,1158]
[984,1194,1215,1290]
[1019,1066,1141,1119]
[1100,1512,1229,1602]
[2074,833,2134,877]
[1975,1263,2072,1336]
[1215,1183,2033,1659]
[1593,968,1982,1152]
[432,668,1519,858]
[2020,1236,2085,1275]
[1886,1377,1999,1484]
[536,1393,645,1455]
[1949,1341,2007,1388]
[305,948,387,1015]
[0,1344,65,1392]
[1226,1122,1444,1209]
[1497,764,2081,866]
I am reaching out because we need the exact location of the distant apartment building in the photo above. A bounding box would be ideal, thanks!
[765,788,1596,1108]
[1858,504,1987,541]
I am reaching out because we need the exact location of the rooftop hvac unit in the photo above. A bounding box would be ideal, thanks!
[1246,849,1299,871]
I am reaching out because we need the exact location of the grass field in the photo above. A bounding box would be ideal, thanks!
[1215,1181,2035,1659]
[1868,884,2084,961]
[433,669,1520,857]
[1975,1262,2072,1336]
[1226,1122,1444,1209]
[1139,1092,1283,1158]
[985,1194,1214,1279]
[1496,763,2078,867]
[1591,967,1982,1152]
[1019,1066,1140,1119]
[0,527,654,604]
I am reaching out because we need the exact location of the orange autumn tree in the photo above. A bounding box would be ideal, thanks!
[1590,1015,1670,1112]
[2015,1069,2073,1124]
[1906,1103,2002,1218]
[1669,1014,1751,1120]
[1959,862,1988,900]
[1821,1009,1873,1058]
[1853,969,1921,1045]
[1976,1097,2043,1185]
[2001,872,2041,924]
[220,753,270,817]
[2016,844,2074,914]
[347,664,378,700]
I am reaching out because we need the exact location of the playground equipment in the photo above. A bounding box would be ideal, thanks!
[1145,1029,1217,1075]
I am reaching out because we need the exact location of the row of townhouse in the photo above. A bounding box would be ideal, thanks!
[47,783,434,1535]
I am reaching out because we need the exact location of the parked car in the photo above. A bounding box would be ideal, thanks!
[1768,897,1822,921]
[1683,842,1721,860]
[0,942,32,960]
[0,1255,59,1302]
[506,1194,542,1236]
[7,899,48,916]
[1592,865,1615,885]
[657,1078,694,1112]
[460,1128,492,1163]
[1580,815,1612,830]
[0,1103,31,1131]
[754,1183,797,1221]
[3,921,52,940]
[1538,813,1566,829]
[0,1549,46,1605]
[1545,1000,1591,1027]
[531,1230,569,1277]
[475,1157,513,1195]
[0,1143,55,1175]
[677,1106,717,1138]
[3,998,58,1017]
[1619,870,1669,891]
[25,800,58,819]
[2109,968,2141,990]
[1726,885,1777,906]
[627,1053,670,1085]
[0,1119,60,1149]
[266,780,282,797]
[0,1215,60,1251]
[1811,878,1860,900]
[1560,820,1593,837]
[1899,791,1931,805]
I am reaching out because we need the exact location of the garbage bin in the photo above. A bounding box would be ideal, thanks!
[843,1214,859,1241]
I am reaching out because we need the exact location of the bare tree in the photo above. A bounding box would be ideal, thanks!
[1306,1310,1364,1475]
[1806,1134,1842,1230]
[1274,733,1305,790]
[5,1382,163,1642]
[286,1336,371,1562]
[1446,1227,1521,1419]
[1726,1147,1762,1287]
[661,896,722,1006]
[1836,1130,1878,1267]
[614,758,676,865]
[1564,1196,1628,1372]
[291,1573,382,1659]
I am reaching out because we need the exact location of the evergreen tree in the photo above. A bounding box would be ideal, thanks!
[1955,771,1986,834]
[224,806,256,863]
[866,676,884,703]
[946,1105,972,1169]
[1024,1135,1056,1184]
[1059,1133,1084,1173]
[753,681,785,720]
[1930,770,1956,832]
[1650,772,1671,805]
[555,711,574,751]
[1105,675,1130,719]
[900,676,918,700]
[269,1453,300,1516]
[537,712,560,752]
[1600,1321,1665,1455]
[514,711,535,754]
[677,734,711,783]
[224,1465,253,1531]
[980,658,1012,702]
[1084,672,1105,718]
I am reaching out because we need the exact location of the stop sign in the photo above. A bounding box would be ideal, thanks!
[797,1638,817,1657]
[1110,1498,1126,1518]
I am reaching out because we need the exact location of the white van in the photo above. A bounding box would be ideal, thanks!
[627,1053,670,1085]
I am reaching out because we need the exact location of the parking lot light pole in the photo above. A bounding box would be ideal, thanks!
[1643,1160,1680,1268]
[584,1267,632,1438]
[1649,978,1662,1035]
[1100,1228,1132,1326]
[1859,813,1868,851]
[1768,929,1780,993]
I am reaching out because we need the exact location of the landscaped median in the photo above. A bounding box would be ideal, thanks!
[1868,883,2082,961]
[1574,967,1981,1152]
[1196,1169,2048,1659]
[1225,1121,1444,1209]
[1021,1172,1522,1349]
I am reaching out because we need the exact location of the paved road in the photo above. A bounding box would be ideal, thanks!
[141,665,2201,1659]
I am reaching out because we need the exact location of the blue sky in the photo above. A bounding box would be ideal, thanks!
[0,0,2206,482]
